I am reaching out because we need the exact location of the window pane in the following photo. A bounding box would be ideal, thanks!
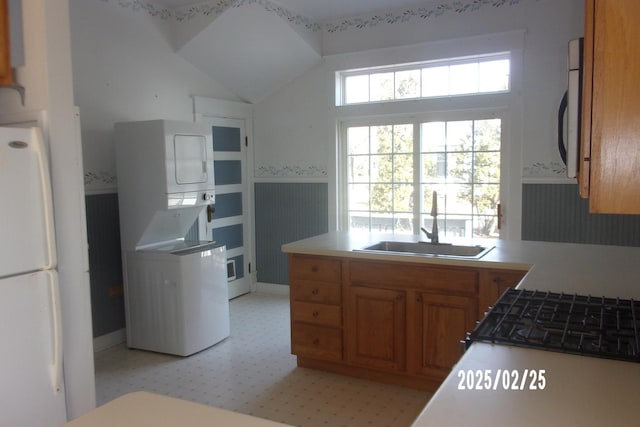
[479,59,509,92]
[371,155,392,182]
[393,124,413,153]
[348,155,369,183]
[447,152,472,183]
[371,184,393,212]
[349,213,370,231]
[474,152,500,183]
[422,66,449,97]
[421,122,446,152]
[422,153,444,182]
[393,213,413,233]
[348,184,370,210]
[370,72,394,102]
[473,184,499,215]
[446,121,473,151]
[345,75,369,103]
[449,63,478,95]
[474,119,501,151]
[371,126,392,154]
[442,215,471,238]
[449,184,473,214]
[395,69,421,99]
[394,184,414,212]
[394,154,413,182]
[348,127,369,154]
[473,215,498,238]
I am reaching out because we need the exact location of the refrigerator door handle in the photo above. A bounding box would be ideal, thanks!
[49,273,63,395]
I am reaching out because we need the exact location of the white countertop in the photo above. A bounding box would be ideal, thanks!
[282,232,640,426]
[64,392,291,427]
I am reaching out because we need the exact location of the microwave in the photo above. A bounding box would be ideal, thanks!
[558,38,583,179]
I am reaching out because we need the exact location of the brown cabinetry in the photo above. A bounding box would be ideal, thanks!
[0,0,12,86]
[346,286,406,372]
[289,254,343,361]
[288,254,529,391]
[477,269,527,317]
[579,0,640,213]
[411,292,476,380]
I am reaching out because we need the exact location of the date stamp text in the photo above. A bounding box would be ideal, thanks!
[456,369,546,391]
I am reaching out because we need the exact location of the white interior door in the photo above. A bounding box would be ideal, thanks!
[197,117,252,299]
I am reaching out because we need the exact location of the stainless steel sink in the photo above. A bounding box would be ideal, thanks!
[356,241,494,259]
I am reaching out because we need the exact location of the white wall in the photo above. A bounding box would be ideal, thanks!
[252,0,584,234]
[69,0,240,195]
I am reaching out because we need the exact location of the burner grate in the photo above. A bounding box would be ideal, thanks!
[466,289,640,362]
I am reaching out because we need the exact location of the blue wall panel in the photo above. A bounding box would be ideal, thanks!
[254,183,329,285]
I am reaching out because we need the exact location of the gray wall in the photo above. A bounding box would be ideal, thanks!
[85,194,125,337]
[522,184,640,246]
[254,183,329,285]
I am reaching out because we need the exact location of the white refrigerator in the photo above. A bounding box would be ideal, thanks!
[0,127,68,426]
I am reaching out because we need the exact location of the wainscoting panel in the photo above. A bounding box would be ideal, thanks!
[85,193,125,338]
[255,183,329,285]
[522,184,640,246]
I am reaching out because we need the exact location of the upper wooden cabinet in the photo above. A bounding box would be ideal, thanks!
[579,0,640,213]
[0,0,12,86]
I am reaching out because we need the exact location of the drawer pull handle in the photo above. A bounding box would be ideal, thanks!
[311,288,319,295]
[313,338,320,345]
[312,310,319,317]
[311,266,318,272]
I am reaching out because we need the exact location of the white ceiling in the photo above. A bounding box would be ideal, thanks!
[149,0,437,103]
[150,0,432,22]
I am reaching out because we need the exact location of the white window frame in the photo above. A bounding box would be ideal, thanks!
[339,109,508,238]
[336,52,511,106]
[329,31,524,240]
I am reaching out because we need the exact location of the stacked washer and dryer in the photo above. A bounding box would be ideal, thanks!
[115,120,230,356]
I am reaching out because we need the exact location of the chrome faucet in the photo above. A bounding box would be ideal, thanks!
[421,190,439,244]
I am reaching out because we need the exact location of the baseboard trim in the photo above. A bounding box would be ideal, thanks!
[93,328,126,353]
[255,282,290,296]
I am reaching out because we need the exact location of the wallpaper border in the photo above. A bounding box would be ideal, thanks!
[97,0,534,33]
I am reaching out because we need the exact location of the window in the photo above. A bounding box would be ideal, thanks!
[339,51,510,239]
[338,53,510,106]
[345,117,501,239]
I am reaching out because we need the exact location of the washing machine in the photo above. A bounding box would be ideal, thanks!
[124,240,230,356]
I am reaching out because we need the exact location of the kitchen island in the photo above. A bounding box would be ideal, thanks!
[282,232,640,426]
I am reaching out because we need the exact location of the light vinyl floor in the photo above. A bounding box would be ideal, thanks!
[94,293,432,427]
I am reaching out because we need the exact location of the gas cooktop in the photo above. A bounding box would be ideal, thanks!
[465,288,640,362]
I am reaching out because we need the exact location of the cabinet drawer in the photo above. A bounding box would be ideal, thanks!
[292,301,341,327]
[291,279,341,305]
[290,255,341,282]
[349,260,477,295]
[292,323,342,361]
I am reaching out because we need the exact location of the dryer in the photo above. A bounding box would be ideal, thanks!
[115,120,230,356]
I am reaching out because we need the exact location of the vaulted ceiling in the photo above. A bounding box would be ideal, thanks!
[147,0,434,103]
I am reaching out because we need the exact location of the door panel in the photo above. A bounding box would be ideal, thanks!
[198,118,251,299]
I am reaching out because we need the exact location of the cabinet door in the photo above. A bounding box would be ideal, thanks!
[412,292,477,380]
[477,269,526,319]
[583,0,640,213]
[346,286,406,372]
[0,0,11,86]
